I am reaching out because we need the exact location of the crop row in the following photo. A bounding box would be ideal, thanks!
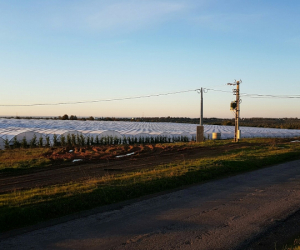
[2,134,194,149]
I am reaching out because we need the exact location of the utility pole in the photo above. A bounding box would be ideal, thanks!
[200,87,203,126]
[235,81,240,142]
[228,80,242,142]
[197,88,204,142]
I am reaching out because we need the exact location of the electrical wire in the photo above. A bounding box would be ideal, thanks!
[205,88,300,99]
[205,88,232,94]
[0,89,199,107]
[240,93,300,99]
[1,87,299,107]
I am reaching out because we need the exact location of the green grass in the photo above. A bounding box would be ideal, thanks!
[0,148,51,174]
[1,139,300,232]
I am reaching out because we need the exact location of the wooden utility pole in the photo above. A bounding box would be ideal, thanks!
[200,87,203,126]
[234,81,240,142]
[228,80,242,142]
[196,88,204,142]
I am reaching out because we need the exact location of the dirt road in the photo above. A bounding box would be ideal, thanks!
[1,159,300,249]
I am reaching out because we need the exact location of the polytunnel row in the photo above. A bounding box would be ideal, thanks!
[0,119,199,135]
[204,125,300,140]
[2,119,300,140]
[0,127,194,150]
[1,119,300,149]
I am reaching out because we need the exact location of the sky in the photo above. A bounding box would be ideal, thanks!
[0,0,300,119]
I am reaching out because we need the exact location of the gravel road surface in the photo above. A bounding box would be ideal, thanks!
[1,160,300,250]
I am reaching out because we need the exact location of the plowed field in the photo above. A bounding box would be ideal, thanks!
[0,141,254,193]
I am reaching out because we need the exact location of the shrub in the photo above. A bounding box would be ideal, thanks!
[45,136,50,147]
[4,138,10,149]
[66,134,72,146]
[80,135,85,146]
[21,136,28,148]
[29,134,37,148]
[53,134,58,147]
[100,137,104,145]
[95,135,99,145]
[71,134,76,146]
[38,136,43,147]
[76,134,81,146]
[13,137,20,148]
[145,137,150,143]
[60,135,66,147]
[113,137,119,145]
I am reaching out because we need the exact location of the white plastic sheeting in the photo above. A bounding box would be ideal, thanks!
[124,132,152,138]
[0,119,300,148]
[0,127,43,144]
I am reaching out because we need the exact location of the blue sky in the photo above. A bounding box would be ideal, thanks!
[0,0,299,118]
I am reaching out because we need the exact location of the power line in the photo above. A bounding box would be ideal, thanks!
[1,87,299,107]
[241,93,300,99]
[0,89,198,107]
[205,88,300,99]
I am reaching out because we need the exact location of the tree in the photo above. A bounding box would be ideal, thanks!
[70,115,77,120]
[61,114,69,120]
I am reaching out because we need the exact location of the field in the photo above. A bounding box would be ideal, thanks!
[1,137,300,233]
[1,119,300,151]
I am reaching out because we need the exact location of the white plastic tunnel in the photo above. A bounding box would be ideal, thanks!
[54,130,83,146]
[132,133,152,138]
[59,130,82,139]
[1,130,43,145]
[98,130,123,138]
[33,129,83,146]
[171,132,192,139]
[77,130,123,144]
[158,132,172,139]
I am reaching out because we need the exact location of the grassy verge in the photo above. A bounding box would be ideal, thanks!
[0,148,51,175]
[1,139,300,232]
